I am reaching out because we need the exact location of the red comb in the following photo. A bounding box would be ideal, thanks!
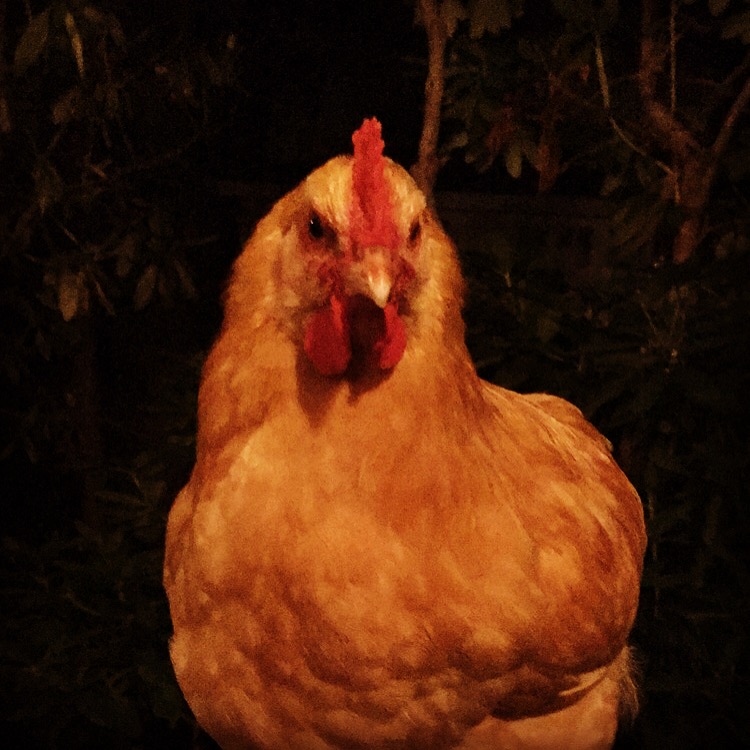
[350,118,399,252]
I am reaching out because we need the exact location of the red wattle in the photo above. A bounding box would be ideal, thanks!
[304,296,407,376]
[303,295,351,375]
[373,302,407,370]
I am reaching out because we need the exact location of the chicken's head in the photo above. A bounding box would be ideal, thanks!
[274,118,432,377]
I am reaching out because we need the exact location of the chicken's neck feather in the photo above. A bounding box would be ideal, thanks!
[196,314,479,470]
[190,184,481,479]
[194,286,480,492]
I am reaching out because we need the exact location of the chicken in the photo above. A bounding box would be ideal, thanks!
[164,118,646,750]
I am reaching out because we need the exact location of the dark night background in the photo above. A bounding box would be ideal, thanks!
[1,1,748,748]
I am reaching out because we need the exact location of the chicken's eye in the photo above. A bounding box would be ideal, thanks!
[408,218,422,246]
[308,212,326,241]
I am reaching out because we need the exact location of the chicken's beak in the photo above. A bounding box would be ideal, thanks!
[367,268,392,308]
[349,247,393,308]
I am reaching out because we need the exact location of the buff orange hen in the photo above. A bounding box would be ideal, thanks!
[164,118,646,750]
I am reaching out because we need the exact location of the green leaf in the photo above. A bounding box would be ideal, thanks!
[52,87,82,125]
[14,8,50,75]
[722,9,750,43]
[549,0,617,30]
[32,158,63,213]
[174,259,197,299]
[469,0,512,38]
[91,274,115,316]
[81,5,107,25]
[106,12,127,48]
[64,11,85,78]
[709,0,731,16]
[114,234,138,278]
[440,0,468,37]
[505,140,523,178]
[58,271,81,322]
[600,173,622,196]
[535,313,560,343]
[550,0,587,23]
[443,130,469,153]
[138,662,186,725]
[134,265,158,310]
[520,132,538,164]
[74,688,142,737]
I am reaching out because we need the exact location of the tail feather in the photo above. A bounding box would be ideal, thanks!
[457,647,640,750]
[616,646,641,727]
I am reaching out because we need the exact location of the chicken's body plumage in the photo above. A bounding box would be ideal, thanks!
[164,120,646,749]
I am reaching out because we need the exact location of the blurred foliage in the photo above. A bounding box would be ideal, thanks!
[1,453,190,748]
[441,0,750,261]
[1,1,236,745]
[1,1,748,749]
[1,285,205,745]
[1,0,239,494]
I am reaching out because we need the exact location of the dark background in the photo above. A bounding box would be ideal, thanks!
[1,1,748,748]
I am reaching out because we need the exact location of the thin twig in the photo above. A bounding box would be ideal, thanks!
[669,0,677,115]
[593,31,674,176]
[639,0,699,160]
[711,72,750,162]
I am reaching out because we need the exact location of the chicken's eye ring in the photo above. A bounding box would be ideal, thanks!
[308,212,326,240]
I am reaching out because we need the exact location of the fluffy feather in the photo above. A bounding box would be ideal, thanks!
[164,119,646,750]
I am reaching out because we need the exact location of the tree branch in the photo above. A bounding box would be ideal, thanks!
[669,0,677,115]
[638,0,700,161]
[0,0,12,134]
[711,71,750,163]
[593,30,673,176]
[411,0,448,201]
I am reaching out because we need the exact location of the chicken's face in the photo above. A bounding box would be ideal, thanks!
[275,119,429,377]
